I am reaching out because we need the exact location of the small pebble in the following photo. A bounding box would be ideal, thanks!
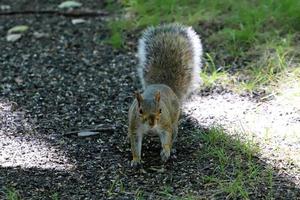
[72,19,86,25]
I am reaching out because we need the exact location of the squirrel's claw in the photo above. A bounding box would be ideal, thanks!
[171,148,177,154]
[131,160,142,168]
[160,149,171,162]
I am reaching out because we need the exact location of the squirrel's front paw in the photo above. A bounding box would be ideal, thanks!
[131,159,142,168]
[160,149,171,162]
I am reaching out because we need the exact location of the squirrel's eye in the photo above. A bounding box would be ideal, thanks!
[139,109,143,114]
[159,109,162,113]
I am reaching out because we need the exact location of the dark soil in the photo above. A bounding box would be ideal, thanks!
[1,1,300,199]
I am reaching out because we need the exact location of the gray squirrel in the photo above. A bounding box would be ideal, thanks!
[128,24,203,167]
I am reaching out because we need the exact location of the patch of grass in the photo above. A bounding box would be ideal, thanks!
[236,34,298,93]
[200,53,230,89]
[107,177,125,196]
[205,0,299,48]
[107,0,300,48]
[105,0,208,48]
[5,187,21,200]
[51,193,59,200]
[106,30,123,49]
[159,186,197,200]
[204,0,299,93]
[179,196,197,200]
[134,188,144,200]
[159,185,174,198]
[196,127,272,199]
[105,17,138,48]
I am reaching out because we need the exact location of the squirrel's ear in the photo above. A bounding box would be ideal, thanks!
[155,91,160,102]
[135,91,143,107]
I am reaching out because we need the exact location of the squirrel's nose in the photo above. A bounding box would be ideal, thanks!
[149,121,155,127]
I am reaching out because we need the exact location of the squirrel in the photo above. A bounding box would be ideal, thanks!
[128,23,203,167]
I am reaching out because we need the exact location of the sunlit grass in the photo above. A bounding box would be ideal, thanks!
[235,34,298,93]
[202,34,299,93]
[200,53,230,89]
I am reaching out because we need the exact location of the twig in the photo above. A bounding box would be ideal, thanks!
[64,127,115,137]
[0,10,109,17]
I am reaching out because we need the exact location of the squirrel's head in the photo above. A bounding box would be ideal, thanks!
[135,91,161,128]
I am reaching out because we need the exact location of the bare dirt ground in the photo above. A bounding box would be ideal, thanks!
[0,1,300,199]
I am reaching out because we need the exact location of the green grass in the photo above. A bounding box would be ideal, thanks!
[158,185,198,200]
[159,186,174,198]
[4,187,21,200]
[51,193,59,200]
[200,53,230,89]
[134,188,144,200]
[3,187,60,200]
[107,176,125,196]
[105,0,300,93]
[195,128,272,199]
[235,34,299,93]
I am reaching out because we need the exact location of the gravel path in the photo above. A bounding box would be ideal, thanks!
[1,1,300,199]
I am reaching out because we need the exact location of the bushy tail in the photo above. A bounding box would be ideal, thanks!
[137,24,202,101]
